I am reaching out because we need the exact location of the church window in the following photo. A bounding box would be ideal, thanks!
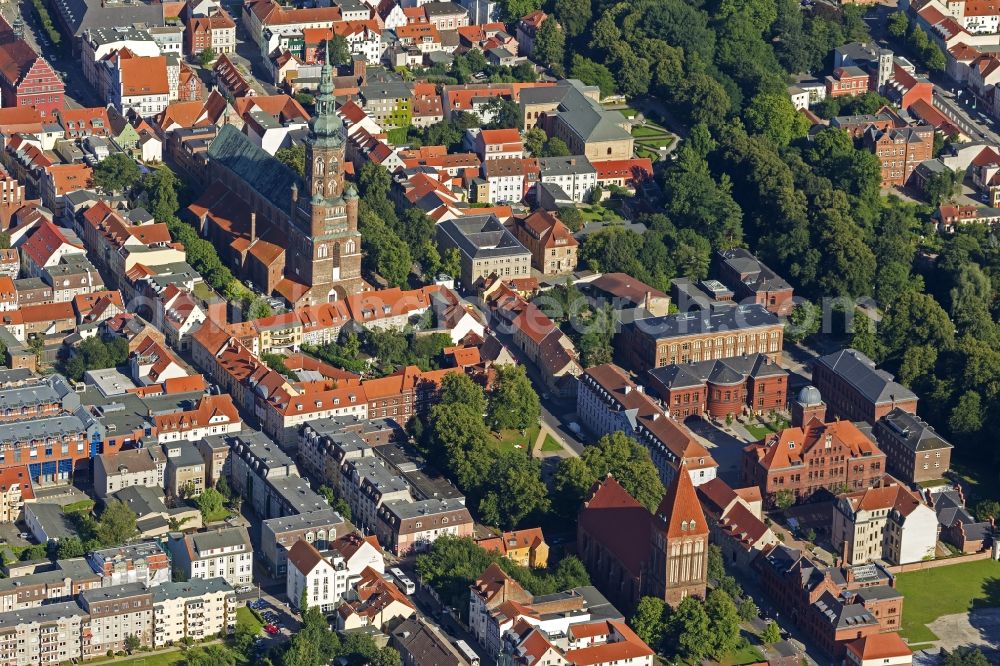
[318,244,328,258]
[346,240,356,254]
[314,158,324,176]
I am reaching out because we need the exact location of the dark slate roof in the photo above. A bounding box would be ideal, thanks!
[50,0,164,37]
[649,354,786,390]
[437,214,529,259]
[718,247,792,292]
[621,304,779,341]
[815,349,917,406]
[875,408,952,453]
[206,124,303,218]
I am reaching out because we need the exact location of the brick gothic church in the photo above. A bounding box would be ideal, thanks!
[191,43,363,306]
[577,467,709,612]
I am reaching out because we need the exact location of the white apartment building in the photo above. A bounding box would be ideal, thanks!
[92,447,164,498]
[0,601,86,666]
[167,527,253,587]
[832,480,939,566]
[78,583,154,658]
[538,155,597,204]
[152,577,237,647]
[287,531,386,612]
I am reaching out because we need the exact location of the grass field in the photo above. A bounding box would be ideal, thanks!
[237,606,264,634]
[895,558,1000,643]
[617,107,639,118]
[85,650,185,666]
[743,416,790,441]
[632,124,668,138]
[63,499,95,513]
[540,434,562,453]
[202,508,231,523]
[490,425,541,454]
[718,645,766,666]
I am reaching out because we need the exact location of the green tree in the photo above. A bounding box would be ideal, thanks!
[949,390,984,434]
[666,596,711,661]
[554,0,591,38]
[943,647,990,666]
[973,499,1000,521]
[478,452,549,528]
[501,0,542,22]
[558,207,584,232]
[630,596,669,650]
[20,543,47,561]
[541,137,571,157]
[888,11,909,39]
[198,47,216,66]
[124,634,141,654]
[97,500,138,546]
[851,313,880,361]
[570,55,616,98]
[761,620,782,644]
[275,144,306,177]
[196,487,225,520]
[57,536,85,559]
[184,644,237,666]
[484,98,524,130]
[247,297,274,321]
[486,365,540,431]
[533,17,565,70]
[439,372,487,415]
[705,588,741,658]
[328,35,351,66]
[93,153,141,194]
[744,92,810,147]
[739,596,759,622]
[774,489,795,509]
[142,168,180,221]
[524,127,547,156]
[553,432,664,515]
[923,167,958,206]
[784,299,821,343]
[233,610,259,656]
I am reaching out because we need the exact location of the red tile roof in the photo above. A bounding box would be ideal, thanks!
[579,476,651,578]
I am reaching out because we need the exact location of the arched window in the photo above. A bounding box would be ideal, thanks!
[314,158,324,177]
[318,244,328,258]
[345,240,356,254]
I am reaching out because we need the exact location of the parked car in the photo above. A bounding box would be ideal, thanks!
[236,584,253,594]
[264,624,279,635]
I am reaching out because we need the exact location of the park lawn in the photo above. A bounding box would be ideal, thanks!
[631,124,669,138]
[895,558,1000,643]
[237,606,264,634]
[202,508,231,523]
[718,645,766,666]
[63,499,95,513]
[635,147,660,161]
[490,425,541,454]
[86,650,185,666]
[192,281,217,302]
[618,107,639,118]
[540,434,562,453]
[744,417,791,441]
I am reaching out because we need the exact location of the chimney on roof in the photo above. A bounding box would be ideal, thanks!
[250,212,256,243]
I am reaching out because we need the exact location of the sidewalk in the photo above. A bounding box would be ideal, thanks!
[531,423,573,459]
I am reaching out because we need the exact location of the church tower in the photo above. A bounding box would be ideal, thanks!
[300,40,362,302]
[647,466,709,607]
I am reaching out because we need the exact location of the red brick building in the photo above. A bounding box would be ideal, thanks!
[756,544,904,658]
[812,349,918,426]
[742,419,887,505]
[646,353,788,420]
[0,17,64,117]
[863,124,934,188]
[716,248,794,316]
[578,472,709,614]
[615,304,783,374]
[512,210,578,275]
[826,66,870,98]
